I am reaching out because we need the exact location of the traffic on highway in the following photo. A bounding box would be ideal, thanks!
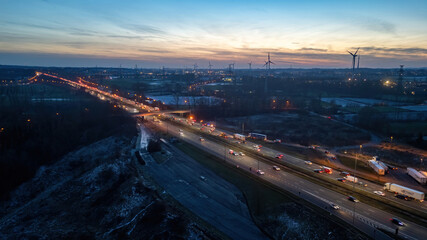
[36,73,427,239]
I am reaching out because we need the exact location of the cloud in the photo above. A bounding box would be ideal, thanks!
[117,23,166,35]
[360,46,427,55]
[299,47,328,52]
[363,18,396,34]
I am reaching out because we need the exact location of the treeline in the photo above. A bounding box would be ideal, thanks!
[0,83,136,200]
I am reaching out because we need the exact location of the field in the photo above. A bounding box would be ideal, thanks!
[222,112,371,147]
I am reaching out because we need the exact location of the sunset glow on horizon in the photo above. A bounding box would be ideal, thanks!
[1,0,426,68]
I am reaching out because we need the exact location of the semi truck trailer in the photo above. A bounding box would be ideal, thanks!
[407,168,427,185]
[383,183,425,202]
[368,160,386,175]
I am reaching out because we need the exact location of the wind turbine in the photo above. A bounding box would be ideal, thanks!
[193,63,198,72]
[248,62,252,70]
[347,48,359,72]
[208,61,213,71]
[357,55,360,69]
[263,52,275,70]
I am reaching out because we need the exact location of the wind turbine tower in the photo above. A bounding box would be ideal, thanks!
[263,52,275,93]
[347,48,359,80]
[264,52,275,72]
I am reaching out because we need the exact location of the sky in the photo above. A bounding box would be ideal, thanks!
[0,0,426,68]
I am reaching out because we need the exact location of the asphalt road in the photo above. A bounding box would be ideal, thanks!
[172,116,427,213]
[153,117,427,240]
[140,127,267,240]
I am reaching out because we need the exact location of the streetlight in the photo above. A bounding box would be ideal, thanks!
[352,144,362,224]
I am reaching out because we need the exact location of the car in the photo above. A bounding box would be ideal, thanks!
[330,203,340,210]
[340,171,350,176]
[337,178,346,182]
[235,141,241,144]
[179,132,184,136]
[256,170,265,175]
[200,176,206,181]
[273,166,281,171]
[374,191,385,196]
[314,169,324,173]
[274,139,282,143]
[304,161,312,165]
[239,152,245,156]
[395,194,410,201]
[229,149,234,154]
[358,182,368,187]
[232,152,239,156]
[179,129,183,132]
[199,137,205,142]
[276,154,284,159]
[390,217,404,226]
[347,196,359,202]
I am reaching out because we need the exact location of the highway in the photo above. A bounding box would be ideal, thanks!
[170,116,427,213]
[35,73,427,239]
[151,117,427,240]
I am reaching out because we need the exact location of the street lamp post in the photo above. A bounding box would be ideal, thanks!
[352,145,362,224]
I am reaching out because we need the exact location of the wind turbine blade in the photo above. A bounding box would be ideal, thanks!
[354,47,360,55]
[347,50,354,56]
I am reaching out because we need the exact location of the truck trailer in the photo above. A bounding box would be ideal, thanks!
[407,168,427,185]
[368,160,386,175]
[248,133,267,141]
[234,133,246,141]
[344,175,358,183]
[383,183,425,202]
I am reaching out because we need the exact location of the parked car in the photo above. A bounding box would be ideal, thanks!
[199,137,205,142]
[340,171,350,176]
[314,169,324,173]
[273,166,281,171]
[337,178,346,182]
[276,154,284,159]
[256,170,265,175]
[304,161,312,165]
[239,152,245,156]
[200,176,206,181]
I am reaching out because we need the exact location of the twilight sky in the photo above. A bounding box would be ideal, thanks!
[0,0,426,68]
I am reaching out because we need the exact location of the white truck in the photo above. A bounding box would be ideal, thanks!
[407,168,427,185]
[368,160,386,175]
[344,175,358,183]
[234,133,246,141]
[384,183,425,202]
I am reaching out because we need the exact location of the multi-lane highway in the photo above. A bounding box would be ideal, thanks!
[171,116,427,212]
[35,73,427,239]
[151,117,427,240]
